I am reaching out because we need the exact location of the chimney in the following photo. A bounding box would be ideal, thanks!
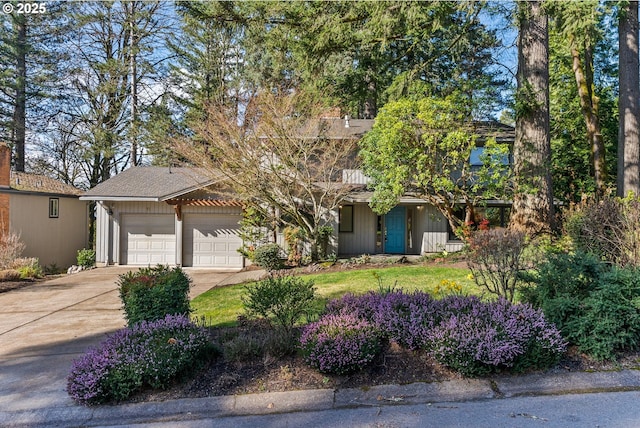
[0,144,10,188]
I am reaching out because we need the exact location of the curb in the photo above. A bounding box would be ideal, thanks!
[3,369,640,427]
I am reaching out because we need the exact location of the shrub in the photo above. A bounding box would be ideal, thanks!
[565,196,640,267]
[252,243,284,271]
[11,257,43,279]
[220,317,298,363]
[283,227,305,266]
[300,313,383,374]
[372,291,439,350]
[0,269,21,281]
[322,292,565,377]
[522,253,640,360]
[242,274,316,332]
[77,248,96,268]
[427,297,566,376]
[317,225,333,260]
[118,265,192,326]
[0,232,25,269]
[519,251,603,311]
[467,228,529,302]
[67,314,212,405]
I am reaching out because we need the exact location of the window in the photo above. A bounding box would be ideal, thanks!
[339,205,353,232]
[49,198,59,218]
[447,206,466,241]
[447,205,511,240]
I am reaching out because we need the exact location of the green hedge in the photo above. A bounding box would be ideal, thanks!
[118,265,192,326]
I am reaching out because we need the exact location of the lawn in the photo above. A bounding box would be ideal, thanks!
[191,264,477,327]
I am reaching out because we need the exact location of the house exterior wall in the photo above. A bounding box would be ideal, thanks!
[9,193,88,268]
[416,205,464,253]
[338,203,378,256]
[337,202,464,256]
[95,200,244,267]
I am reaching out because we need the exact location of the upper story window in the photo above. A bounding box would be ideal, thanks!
[470,147,510,167]
[49,198,59,218]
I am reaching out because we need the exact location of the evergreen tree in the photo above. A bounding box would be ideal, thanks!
[509,0,555,235]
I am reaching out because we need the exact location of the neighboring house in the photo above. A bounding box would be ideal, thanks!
[0,144,89,268]
[80,167,245,269]
[338,120,515,256]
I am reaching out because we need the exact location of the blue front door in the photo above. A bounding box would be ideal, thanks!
[385,206,406,254]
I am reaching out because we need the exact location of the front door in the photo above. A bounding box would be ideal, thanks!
[385,206,406,254]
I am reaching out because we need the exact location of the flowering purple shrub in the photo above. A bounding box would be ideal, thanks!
[300,313,383,375]
[427,297,567,376]
[372,291,440,350]
[67,314,212,405]
[325,291,384,322]
[318,292,566,377]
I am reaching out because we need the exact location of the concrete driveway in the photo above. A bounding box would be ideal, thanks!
[0,267,261,413]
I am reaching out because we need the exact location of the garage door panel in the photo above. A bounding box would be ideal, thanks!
[121,215,176,265]
[184,213,243,268]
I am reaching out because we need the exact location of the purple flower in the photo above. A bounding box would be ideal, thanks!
[300,313,383,375]
[67,314,211,404]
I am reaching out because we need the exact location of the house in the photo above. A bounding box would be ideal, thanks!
[80,167,245,269]
[82,119,514,266]
[0,144,89,268]
[338,120,515,256]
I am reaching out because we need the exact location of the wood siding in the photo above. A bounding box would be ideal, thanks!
[337,203,464,256]
[339,203,377,255]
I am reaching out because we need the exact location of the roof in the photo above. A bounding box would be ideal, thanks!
[288,118,374,140]
[467,121,514,144]
[80,167,220,201]
[9,172,83,196]
[321,118,374,138]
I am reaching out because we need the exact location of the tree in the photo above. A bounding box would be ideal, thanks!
[167,1,246,130]
[509,0,555,235]
[548,0,608,197]
[55,1,171,187]
[359,95,511,234]
[547,0,618,201]
[206,1,505,119]
[0,3,68,172]
[618,0,640,197]
[175,91,360,261]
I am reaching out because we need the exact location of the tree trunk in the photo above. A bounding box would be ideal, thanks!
[127,1,139,166]
[509,1,555,235]
[618,1,640,197]
[13,15,27,172]
[570,36,606,197]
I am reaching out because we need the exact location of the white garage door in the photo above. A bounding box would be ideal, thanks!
[183,213,243,268]
[121,215,176,265]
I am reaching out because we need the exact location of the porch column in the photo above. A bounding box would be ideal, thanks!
[174,204,183,267]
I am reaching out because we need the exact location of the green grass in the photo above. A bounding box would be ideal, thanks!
[191,265,476,328]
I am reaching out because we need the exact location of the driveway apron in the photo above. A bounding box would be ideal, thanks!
[0,267,237,412]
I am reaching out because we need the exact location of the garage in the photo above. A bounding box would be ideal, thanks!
[121,214,176,265]
[183,213,243,268]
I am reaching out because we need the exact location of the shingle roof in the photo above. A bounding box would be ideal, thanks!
[81,167,219,201]
[10,172,83,196]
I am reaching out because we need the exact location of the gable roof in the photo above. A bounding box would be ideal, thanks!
[8,172,83,196]
[80,167,219,201]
